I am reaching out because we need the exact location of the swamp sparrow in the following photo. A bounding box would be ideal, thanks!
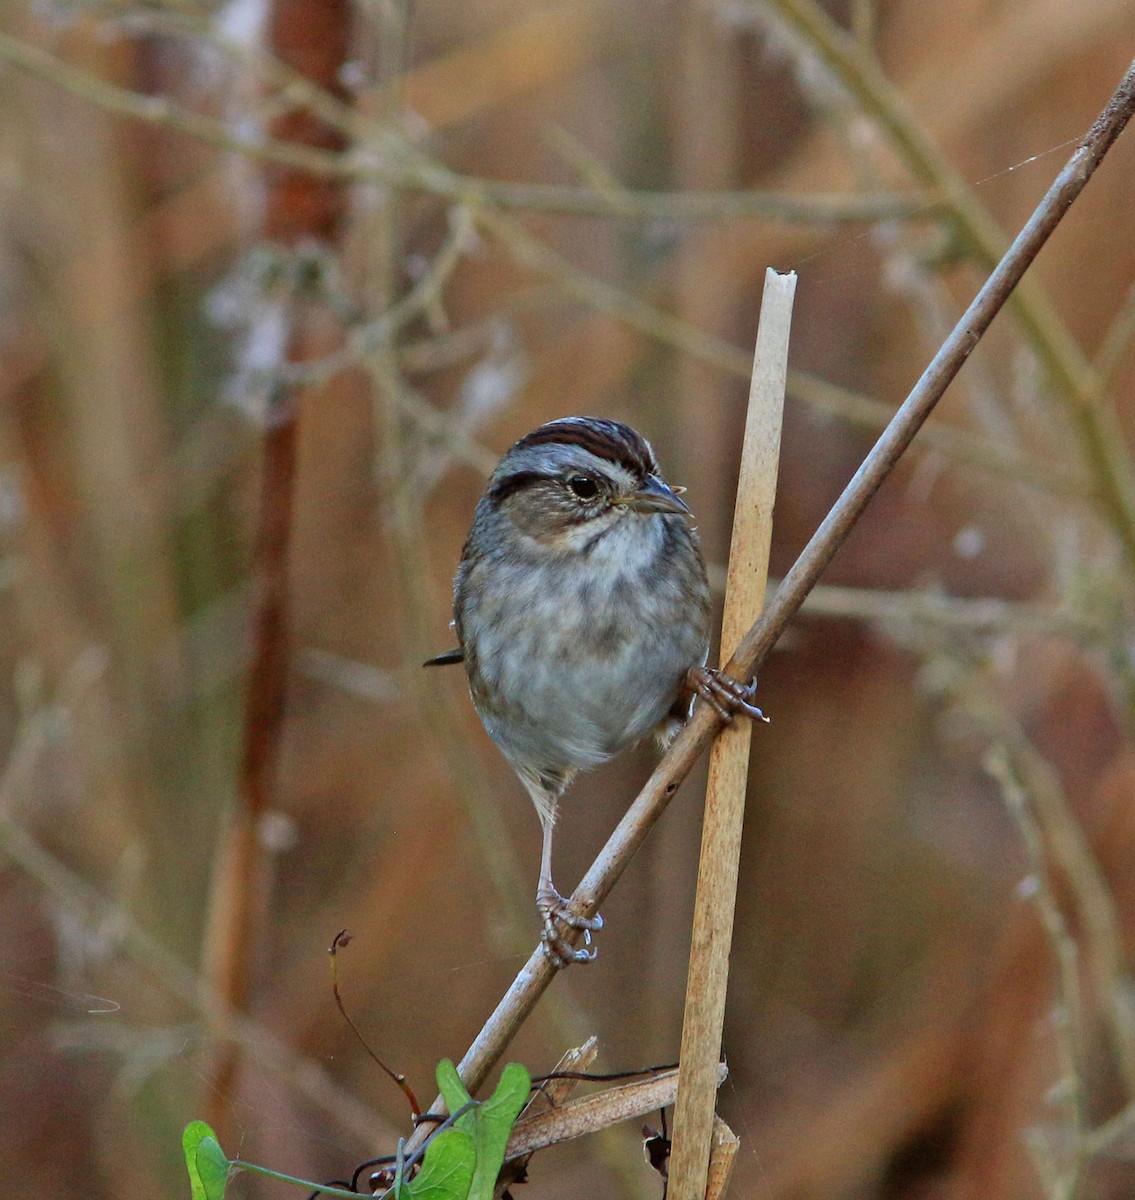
[427,417,764,964]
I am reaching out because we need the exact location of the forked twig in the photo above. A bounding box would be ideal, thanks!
[397,55,1135,1159]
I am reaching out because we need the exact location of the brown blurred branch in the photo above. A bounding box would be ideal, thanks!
[477,207,1091,500]
[986,749,1090,1200]
[759,0,1135,573]
[966,693,1135,1095]
[0,28,926,227]
[1,22,1100,512]
[200,386,298,1134]
[0,775,392,1142]
[198,0,352,1143]
[395,50,1135,1155]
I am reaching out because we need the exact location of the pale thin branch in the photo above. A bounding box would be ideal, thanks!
[961,691,1135,1095]
[0,30,350,176]
[791,582,1110,644]
[1009,736,1135,1094]
[286,206,478,388]
[455,178,927,224]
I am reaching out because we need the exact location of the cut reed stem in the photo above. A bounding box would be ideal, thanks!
[667,268,795,1200]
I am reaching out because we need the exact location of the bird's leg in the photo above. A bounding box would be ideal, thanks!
[535,809,602,967]
[687,664,769,724]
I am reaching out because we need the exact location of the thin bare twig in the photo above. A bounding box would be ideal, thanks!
[449,178,927,224]
[954,676,1135,1094]
[199,0,351,1139]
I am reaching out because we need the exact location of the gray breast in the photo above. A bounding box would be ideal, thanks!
[459,514,709,774]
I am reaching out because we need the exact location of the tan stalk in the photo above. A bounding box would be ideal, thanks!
[667,268,796,1199]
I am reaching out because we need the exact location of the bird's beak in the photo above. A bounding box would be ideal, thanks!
[626,474,692,517]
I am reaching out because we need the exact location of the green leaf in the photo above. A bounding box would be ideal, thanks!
[435,1058,473,1117]
[434,1060,531,1200]
[398,1128,477,1200]
[474,1062,530,1190]
[182,1121,231,1200]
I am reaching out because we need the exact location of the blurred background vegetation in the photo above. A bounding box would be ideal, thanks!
[2,1,1135,1197]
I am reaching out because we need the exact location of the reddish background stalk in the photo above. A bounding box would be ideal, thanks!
[200,0,352,1141]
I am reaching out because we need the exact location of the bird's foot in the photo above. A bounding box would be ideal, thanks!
[688,665,769,724]
[536,882,603,967]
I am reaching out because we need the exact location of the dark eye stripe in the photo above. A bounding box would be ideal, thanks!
[511,419,657,480]
[487,469,544,503]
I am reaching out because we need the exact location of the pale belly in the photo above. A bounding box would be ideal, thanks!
[464,541,708,774]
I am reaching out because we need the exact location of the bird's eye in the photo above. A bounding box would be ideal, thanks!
[566,474,600,500]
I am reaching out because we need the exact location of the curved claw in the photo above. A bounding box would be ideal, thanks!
[536,883,603,931]
[536,884,603,967]
[689,665,770,724]
[541,927,598,967]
